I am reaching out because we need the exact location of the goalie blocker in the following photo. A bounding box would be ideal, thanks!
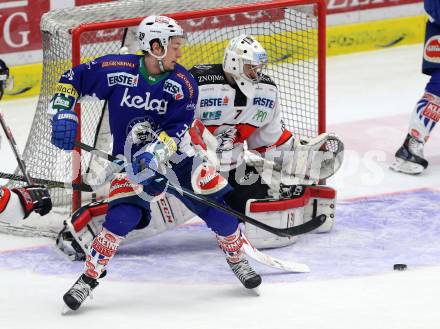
[57,184,335,259]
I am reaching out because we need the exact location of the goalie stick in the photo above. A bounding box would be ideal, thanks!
[4,86,32,96]
[0,111,33,184]
[74,141,327,238]
[0,171,94,192]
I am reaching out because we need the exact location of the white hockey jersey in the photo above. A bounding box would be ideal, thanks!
[189,64,293,171]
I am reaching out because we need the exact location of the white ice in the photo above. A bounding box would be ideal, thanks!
[1,44,440,329]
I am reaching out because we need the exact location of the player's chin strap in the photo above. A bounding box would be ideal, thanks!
[74,141,326,238]
[147,49,167,73]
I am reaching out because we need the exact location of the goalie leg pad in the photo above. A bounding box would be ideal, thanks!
[56,195,195,261]
[244,198,301,249]
[244,185,337,248]
[84,227,123,279]
[304,185,336,233]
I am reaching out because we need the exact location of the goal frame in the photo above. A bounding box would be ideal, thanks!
[70,0,327,211]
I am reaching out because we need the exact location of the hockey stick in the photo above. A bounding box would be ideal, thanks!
[0,111,33,184]
[74,141,326,238]
[4,86,32,96]
[0,171,94,192]
[240,231,310,273]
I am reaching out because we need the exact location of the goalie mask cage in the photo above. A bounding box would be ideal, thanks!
[3,0,325,237]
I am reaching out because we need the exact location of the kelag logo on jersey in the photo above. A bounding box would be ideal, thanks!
[253,97,274,109]
[200,96,229,107]
[120,88,168,114]
[107,72,139,87]
[163,79,184,100]
[201,110,222,120]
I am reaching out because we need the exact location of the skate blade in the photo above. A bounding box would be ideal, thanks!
[61,304,73,315]
[390,159,424,175]
[249,286,261,296]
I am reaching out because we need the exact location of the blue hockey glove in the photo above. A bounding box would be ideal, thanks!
[425,0,440,22]
[130,150,160,185]
[51,110,78,150]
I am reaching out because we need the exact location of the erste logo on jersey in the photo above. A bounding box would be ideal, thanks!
[163,79,184,100]
[200,96,229,107]
[120,88,168,114]
[107,72,139,87]
[253,97,274,109]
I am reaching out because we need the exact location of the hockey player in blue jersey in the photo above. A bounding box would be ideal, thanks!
[51,16,261,312]
[391,0,440,174]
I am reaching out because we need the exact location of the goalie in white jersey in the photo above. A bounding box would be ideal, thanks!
[189,35,343,248]
[0,59,52,222]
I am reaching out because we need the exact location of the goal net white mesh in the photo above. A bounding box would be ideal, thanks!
[3,0,325,237]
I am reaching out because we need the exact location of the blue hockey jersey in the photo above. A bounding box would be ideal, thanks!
[49,54,198,158]
[425,0,440,23]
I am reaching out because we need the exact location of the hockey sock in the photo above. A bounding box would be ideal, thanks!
[409,70,440,142]
[84,227,123,279]
[216,227,245,263]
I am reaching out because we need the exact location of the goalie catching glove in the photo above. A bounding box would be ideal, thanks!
[275,133,344,183]
[249,132,344,186]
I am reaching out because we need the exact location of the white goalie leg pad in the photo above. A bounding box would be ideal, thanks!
[303,185,337,233]
[244,199,302,249]
[56,194,195,260]
[244,185,337,248]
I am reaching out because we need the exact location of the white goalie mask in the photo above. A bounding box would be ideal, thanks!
[223,35,268,98]
[137,15,185,60]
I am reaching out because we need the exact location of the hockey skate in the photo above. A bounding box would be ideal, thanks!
[227,258,262,292]
[62,274,99,312]
[390,134,428,175]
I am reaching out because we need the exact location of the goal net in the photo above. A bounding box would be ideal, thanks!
[2,0,326,237]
